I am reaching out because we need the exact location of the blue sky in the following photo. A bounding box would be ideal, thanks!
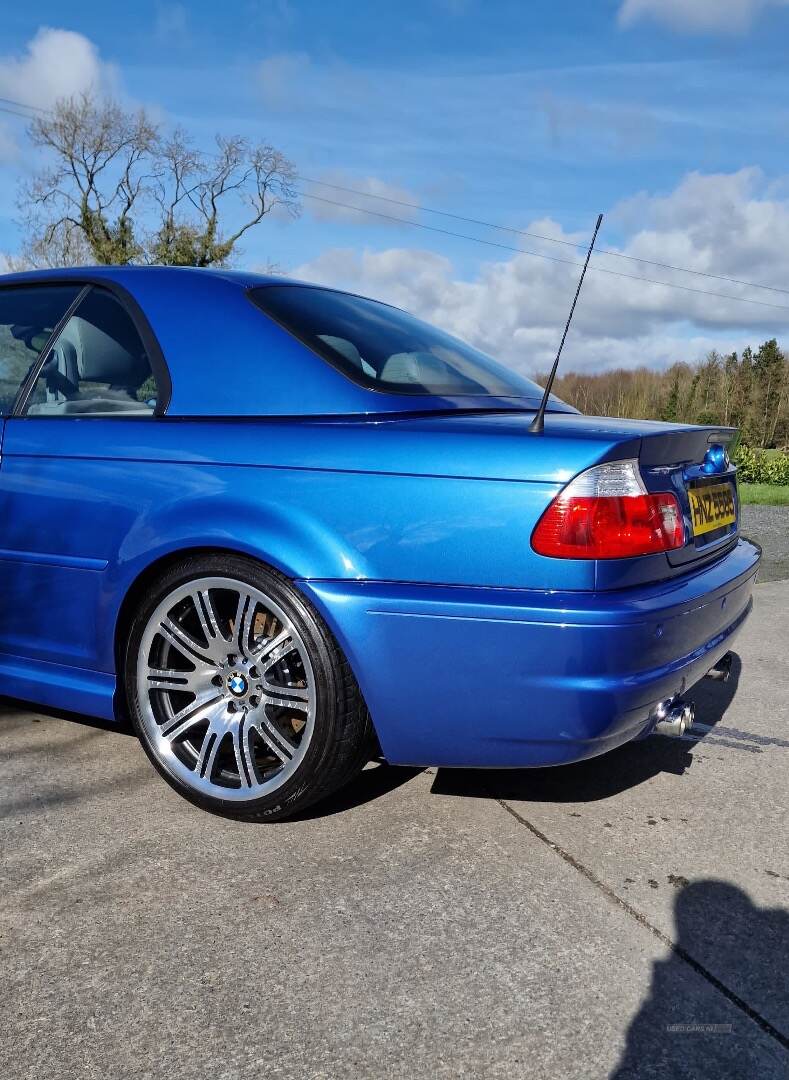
[2,0,789,373]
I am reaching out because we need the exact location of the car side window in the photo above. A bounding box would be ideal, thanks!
[0,284,82,415]
[25,287,159,417]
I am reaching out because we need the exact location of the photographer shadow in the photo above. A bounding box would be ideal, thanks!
[611,880,789,1078]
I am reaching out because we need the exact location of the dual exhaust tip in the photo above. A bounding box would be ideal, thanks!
[654,700,695,738]
[652,652,733,739]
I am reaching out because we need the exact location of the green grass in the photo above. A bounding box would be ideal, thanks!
[739,482,789,506]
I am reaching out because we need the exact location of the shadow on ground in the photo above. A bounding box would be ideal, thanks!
[611,880,789,1078]
[0,653,751,816]
[0,696,425,821]
[294,761,425,820]
[0,696,136,736]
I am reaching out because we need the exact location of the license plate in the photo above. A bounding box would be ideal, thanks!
[688,482,736,537]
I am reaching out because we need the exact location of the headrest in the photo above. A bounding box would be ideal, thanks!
[318,335,365,371]
[380,350,481,391]
[379,351,453,385]
[10,326,51,353]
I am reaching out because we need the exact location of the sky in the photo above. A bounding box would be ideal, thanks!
[2,0,789,377]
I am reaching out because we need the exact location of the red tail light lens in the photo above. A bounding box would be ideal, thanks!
[532,460,685,559]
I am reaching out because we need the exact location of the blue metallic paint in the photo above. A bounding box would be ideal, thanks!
[0,267,575,419]
[0,267,760,770]
[301,540,758,766]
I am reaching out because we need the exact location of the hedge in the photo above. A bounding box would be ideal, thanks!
[733,445,789,485]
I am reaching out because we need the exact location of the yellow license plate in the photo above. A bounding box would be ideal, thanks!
[688,482,736,537]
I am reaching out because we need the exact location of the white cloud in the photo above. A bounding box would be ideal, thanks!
[0,28,120,167]
[303,172,419,226]
[618,0,789,34]
[292,169,789,376]
[0,27,118,112]
[613,168,789,293]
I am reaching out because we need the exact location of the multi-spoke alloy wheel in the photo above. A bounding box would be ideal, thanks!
[127,555,373,820]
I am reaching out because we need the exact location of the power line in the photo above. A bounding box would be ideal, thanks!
[0,104,40,121]
[0,96,46,113]
[300,192,789,313]
[297,174,789,298]
[2,90,789,312]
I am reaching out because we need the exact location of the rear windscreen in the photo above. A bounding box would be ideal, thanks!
[249,284,547,398]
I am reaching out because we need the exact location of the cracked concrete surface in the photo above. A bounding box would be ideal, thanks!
[1,580,788,1079]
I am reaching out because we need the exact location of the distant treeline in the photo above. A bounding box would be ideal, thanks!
[543,339,789,449]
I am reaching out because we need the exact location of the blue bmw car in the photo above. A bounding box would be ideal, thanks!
[0,267,760,819]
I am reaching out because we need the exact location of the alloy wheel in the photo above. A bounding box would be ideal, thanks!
[136,576,316,802]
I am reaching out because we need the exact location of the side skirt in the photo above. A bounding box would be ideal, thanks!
[0,653,116,722]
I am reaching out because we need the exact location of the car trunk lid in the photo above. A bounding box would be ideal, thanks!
[636,424,739,569]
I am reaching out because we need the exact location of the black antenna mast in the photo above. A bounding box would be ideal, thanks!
[528,212,604,434]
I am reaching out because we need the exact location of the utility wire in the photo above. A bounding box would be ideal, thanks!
[296,174,789,298]
[300,192,789,313]
[3,91,789,312]
[0,96,46,113]
[0,104,42,120]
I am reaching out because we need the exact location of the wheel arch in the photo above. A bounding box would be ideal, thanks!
[119,544,378,818]
[113,544,288,683]
[108,490,375,687]
[111,544,380,754]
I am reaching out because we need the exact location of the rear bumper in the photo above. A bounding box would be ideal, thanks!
[299,538,761,768]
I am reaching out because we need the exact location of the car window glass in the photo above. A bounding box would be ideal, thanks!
[250,285,549,399]
[26,287,158,416]
[0,285,82,415]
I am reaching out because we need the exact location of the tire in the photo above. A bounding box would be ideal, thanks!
[125,553,374,821]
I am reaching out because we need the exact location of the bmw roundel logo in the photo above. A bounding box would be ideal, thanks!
[703,444,730,475]
[228,673,248,697]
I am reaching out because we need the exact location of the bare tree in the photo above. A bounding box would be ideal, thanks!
[149,131,299,266]
[19,92,299,268]
[4,219,93,271]
[21,94,157,265]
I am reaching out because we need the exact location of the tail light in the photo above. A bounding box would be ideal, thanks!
[532,460,685,559]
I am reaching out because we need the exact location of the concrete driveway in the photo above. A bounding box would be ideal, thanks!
[1,580,788,1080]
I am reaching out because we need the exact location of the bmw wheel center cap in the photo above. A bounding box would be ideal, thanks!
[228,673,248,697]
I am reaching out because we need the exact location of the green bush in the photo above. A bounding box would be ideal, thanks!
[733,445,789,485]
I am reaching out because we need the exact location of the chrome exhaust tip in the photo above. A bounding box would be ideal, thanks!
[653,698,695,738]
[705,652,733,682]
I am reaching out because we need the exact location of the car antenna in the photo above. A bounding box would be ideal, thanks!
[528,212,604,434]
